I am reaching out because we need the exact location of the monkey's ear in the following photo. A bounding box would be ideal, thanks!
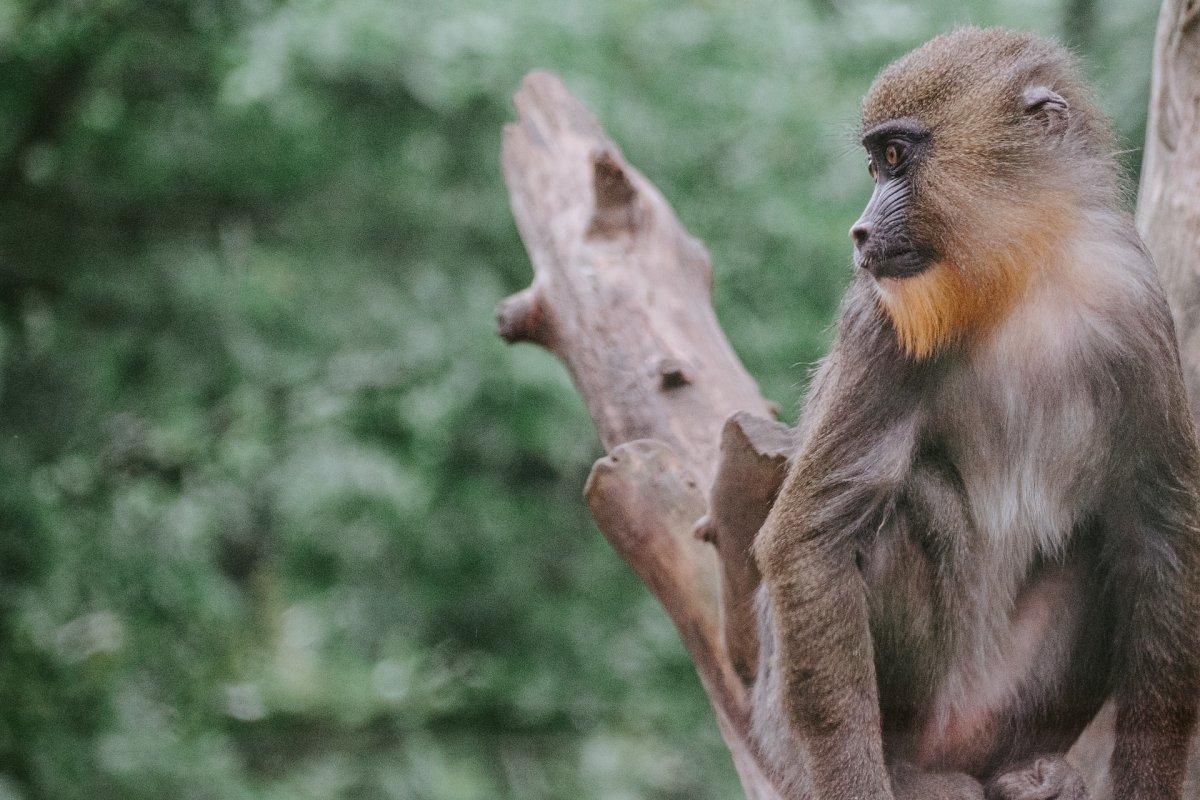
[1022,86,1069,138]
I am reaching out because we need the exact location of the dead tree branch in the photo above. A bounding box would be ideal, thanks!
[1138,0,1200,429]
[498,70,782,798]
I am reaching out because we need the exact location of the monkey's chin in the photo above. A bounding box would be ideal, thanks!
[870,275,921,311]
[873,276,909,293]
[860,251,931,281]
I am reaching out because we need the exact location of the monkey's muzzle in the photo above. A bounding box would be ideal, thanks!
[851,177,932,280]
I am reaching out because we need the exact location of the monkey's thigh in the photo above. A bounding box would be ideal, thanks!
[984,756,1089,800]
[891,760,984,800]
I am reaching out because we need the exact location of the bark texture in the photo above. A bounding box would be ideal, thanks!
[1138,0,1200,429]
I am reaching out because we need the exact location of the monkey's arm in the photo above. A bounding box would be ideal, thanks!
[1107,485,1200,800]
[757,502,896,800]
[753,284,925,800]
[1096,322,1200,800]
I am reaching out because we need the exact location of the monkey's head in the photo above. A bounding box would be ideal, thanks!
[853,28,1116,359]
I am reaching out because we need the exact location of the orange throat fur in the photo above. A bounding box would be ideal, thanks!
[874,260,1028,360]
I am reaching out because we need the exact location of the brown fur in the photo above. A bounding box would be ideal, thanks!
[752,27,1200,800]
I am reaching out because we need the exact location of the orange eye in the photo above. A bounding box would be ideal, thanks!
[885,143,900,166]
[867,158,877,179]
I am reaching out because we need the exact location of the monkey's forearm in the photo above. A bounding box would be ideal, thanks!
[763,534,894,800]
[1109,514,1200,800]
[1110,719,1195,800]
[1111,665,1197,800]
[1110,634,1200,799]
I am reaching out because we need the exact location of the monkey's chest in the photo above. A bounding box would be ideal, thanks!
[870,375,1107,771]
[933,366,1105,552]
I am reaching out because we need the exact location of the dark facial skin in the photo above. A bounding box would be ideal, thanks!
[851,119,935,280]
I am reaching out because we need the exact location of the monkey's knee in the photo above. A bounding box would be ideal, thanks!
[891,761,984,800]
[985,756,1089,800]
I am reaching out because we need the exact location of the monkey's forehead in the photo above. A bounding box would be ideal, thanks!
[860,27,1072,133]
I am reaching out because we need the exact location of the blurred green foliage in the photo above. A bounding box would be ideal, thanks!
[0,1,1159,798]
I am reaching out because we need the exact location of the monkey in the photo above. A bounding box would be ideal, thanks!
[750,28,1200,800]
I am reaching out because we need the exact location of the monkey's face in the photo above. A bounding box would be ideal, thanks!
[850,28,1109,359]
[851,119,935,281]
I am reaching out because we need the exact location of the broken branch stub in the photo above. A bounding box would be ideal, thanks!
[695,412,794,684]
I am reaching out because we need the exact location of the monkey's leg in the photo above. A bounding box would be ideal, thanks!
[891,760,984,800]
[984,756,1089,800]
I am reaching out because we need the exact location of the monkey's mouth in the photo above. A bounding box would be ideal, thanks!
[856,247,931,280]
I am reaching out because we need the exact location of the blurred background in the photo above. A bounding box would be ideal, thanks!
[0,1,1162,798]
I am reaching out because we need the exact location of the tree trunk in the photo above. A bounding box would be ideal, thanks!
[1138,0,1200,428]
[496,2,1200,794]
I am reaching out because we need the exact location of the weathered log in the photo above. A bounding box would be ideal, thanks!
[1139,0,1200,429]
[499,70,781,798]
[498,71,774,482]
[585,440,774,795]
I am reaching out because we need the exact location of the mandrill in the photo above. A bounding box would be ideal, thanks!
[751,27,1200,800]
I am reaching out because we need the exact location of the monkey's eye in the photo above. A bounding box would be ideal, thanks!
[867,157,877,179]
[885,142,904,167]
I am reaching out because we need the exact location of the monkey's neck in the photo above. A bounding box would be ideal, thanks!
[875,259,1031,361]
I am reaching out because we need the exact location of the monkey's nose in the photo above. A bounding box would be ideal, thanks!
[850,223,871,249]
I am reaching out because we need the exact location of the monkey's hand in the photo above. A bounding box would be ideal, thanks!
[891,761,984,800]
[985,756,1089,800]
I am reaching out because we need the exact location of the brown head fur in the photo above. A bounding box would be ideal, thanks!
[860,28,1117,359]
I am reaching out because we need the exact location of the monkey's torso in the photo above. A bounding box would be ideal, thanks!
[754,27,1200,800]
[827,230,1183,777]
[864,281,1118,775]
